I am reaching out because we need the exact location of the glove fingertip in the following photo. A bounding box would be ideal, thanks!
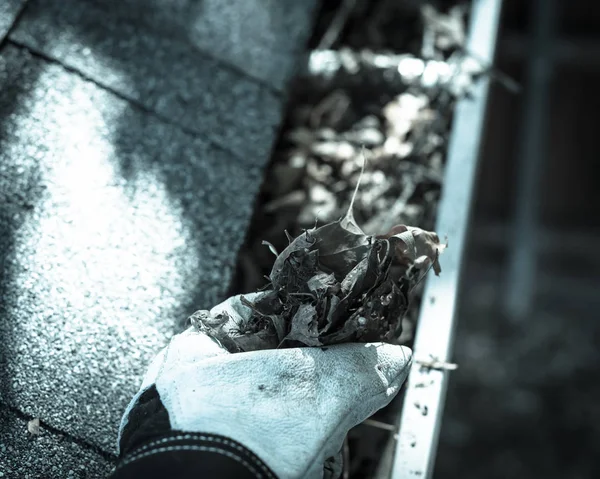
[371,343,413,389]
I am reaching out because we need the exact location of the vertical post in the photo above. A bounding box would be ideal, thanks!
[504,0,556,320]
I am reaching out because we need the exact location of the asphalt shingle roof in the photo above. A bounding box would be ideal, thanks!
[0,1,316,476]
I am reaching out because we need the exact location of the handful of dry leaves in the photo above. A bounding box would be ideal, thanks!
[191,173,446,353]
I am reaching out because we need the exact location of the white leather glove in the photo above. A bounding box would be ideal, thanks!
[118,294,413,479]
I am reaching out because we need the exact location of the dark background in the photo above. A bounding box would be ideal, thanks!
[436,0,600,477]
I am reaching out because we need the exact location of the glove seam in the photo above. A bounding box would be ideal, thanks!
[119,444,273,478]
[120,433,276,479]
[133,432,265,460]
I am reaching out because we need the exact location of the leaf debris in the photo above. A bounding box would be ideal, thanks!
[27,417,41,436]
[192,172,446,352]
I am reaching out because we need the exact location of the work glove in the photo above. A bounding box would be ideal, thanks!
[116,293,413,479]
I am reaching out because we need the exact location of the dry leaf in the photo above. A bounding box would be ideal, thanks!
[27,418,41,436]
[192,164,446,352]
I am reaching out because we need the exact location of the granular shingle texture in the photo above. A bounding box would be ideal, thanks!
[12,0,317,90]
[0,4,318,478]
[0,407,114,478]
[1,2,316,475]
[0,42,268,453]
[0,0,26,42]
[10,0,317,159]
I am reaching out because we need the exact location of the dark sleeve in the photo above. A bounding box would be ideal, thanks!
[109,385,277,479]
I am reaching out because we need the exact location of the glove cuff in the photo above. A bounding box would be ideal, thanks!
[114,385,277,479]
[112,431,277,479]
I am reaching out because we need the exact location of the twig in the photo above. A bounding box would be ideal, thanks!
[362,418,397,432]
[342,435,350,479]
[421,5,521,93]
[416,357,458,371]
[318,0,357,50]
[408,254,436,295]
[263,190,305,213]
[240,296,268,317]
[261,240,279,257]
[309,90,351,129]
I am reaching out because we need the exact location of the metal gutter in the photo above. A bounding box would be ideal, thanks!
[390,0,503,477]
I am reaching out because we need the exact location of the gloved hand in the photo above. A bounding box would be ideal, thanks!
[117,293,413,479]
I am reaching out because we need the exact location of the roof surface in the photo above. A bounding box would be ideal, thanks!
[0,1,316,476]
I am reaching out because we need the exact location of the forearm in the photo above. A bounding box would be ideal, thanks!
[111,432,273,479]
[110,385,276,479]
